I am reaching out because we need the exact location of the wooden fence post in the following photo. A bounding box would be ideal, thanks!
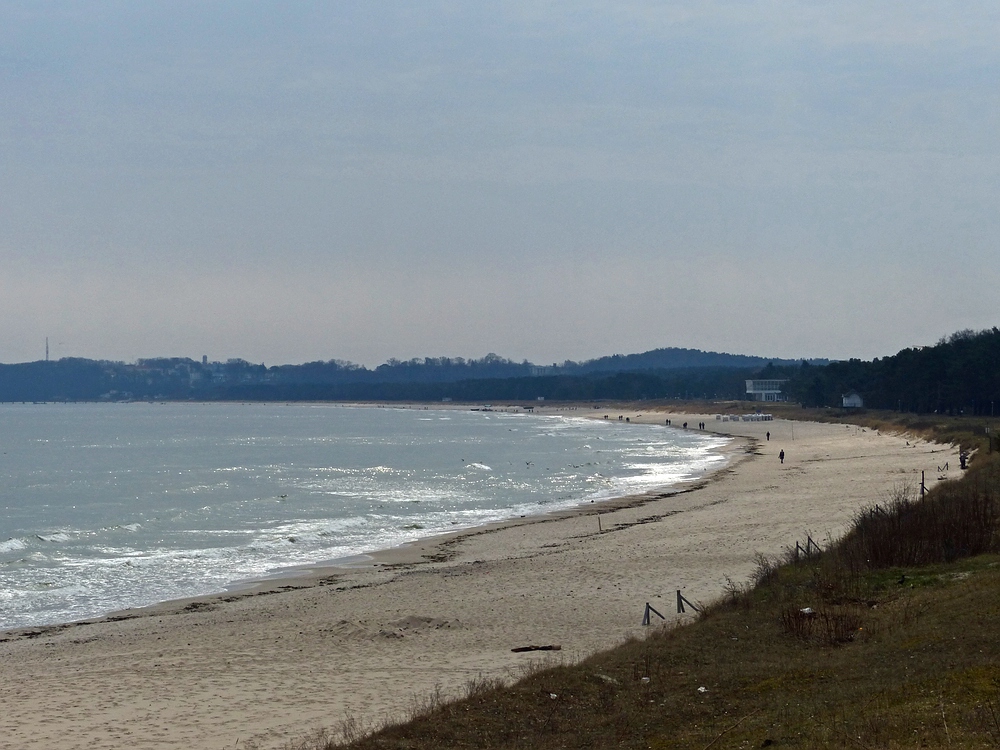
[676,590,699,614]
[642,602,666,626]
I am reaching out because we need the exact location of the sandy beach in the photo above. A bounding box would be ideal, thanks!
[0,409,959,750]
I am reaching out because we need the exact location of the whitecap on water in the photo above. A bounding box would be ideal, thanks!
[0,537,30,553]
[35,532,73,544]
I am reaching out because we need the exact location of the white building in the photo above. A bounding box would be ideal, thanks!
[745,379,788,402]
[842,391,864,408]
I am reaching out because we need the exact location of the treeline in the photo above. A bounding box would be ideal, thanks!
[199,367,755,403]
[560,348,824,374]
[784,328,1000,415]
[0,359,116,402]
[0,348,790,403]
[272,353,535,384]
[267,347,820,384]
[0,358,756,404]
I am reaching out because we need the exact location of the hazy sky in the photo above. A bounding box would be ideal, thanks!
[2,2,998,367]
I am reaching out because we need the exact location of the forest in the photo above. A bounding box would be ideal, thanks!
[783,328,1000,415]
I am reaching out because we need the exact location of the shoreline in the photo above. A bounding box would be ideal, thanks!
[0,409,960,750]
[236,412,743,597]
[1,402,735,633]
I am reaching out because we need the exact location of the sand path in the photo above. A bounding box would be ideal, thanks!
[0,411,958,749]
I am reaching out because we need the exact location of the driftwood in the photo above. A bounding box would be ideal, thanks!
[511,644,562,653]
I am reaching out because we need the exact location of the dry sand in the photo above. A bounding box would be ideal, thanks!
[0,408,959,749]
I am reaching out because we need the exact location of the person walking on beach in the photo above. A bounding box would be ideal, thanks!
[779,449,785,464]
[766,431,770,441]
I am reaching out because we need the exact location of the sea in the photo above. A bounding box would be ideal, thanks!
[0,402,729,630]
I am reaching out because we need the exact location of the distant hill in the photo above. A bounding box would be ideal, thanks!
[555,347,827,375]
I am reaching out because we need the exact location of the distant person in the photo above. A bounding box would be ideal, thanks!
[766,431,770,441]
[683,422,687,429]
[779,449,785,464]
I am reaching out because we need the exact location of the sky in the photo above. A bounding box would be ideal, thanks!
[1,1,998,367]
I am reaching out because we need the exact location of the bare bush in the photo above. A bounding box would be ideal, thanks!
[464,673,506,698]
[837,480,999,571]
[750,552,780,586]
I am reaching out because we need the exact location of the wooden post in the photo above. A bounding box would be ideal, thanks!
[642,602,666,626]
[676,590,699,614]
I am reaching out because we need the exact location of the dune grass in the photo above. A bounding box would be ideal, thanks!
[295,409,1000,750]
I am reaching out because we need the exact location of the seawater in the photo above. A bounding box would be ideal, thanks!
[0,403,729,629]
